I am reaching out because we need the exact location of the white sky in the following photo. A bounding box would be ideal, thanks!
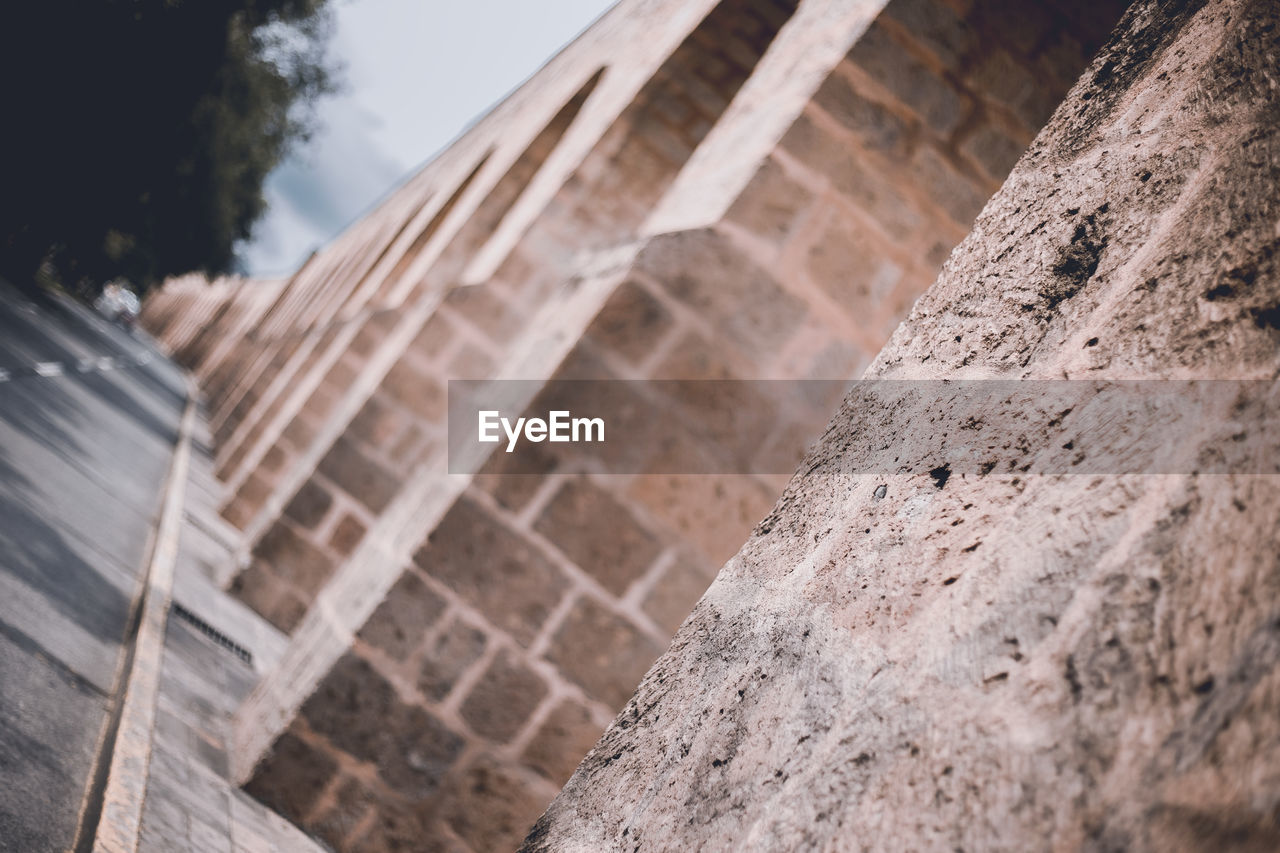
[239,0,616,277]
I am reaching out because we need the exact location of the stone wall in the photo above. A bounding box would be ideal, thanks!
[526,0,1280,849]
[138,0,1156,849]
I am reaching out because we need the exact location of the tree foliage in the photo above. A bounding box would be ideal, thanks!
[0,0,337,296]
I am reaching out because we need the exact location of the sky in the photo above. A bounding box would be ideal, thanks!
[238,0,616,278]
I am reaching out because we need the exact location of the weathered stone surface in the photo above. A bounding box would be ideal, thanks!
[545,597,663,707]
[584,278,675,366]
[413,496,567,646]
[282,479,333,530]
[533,477,662,596]
[327,511,367,557]
[252,523,334,594]
[374,703,463,798]
[521,700,607,786]
[298,654,399,766]
[241,730,335,825]
[355,571,447,661]
[526,2,1280,849]
[416,617,488,701]
[459,649,548,743]
[317,438,401,514]
[442,756,551,853]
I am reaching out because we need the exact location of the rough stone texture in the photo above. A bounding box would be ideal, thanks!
[414,496,568,647]
[520,699,607,787]
[533,477,663,596]
[459,649,549,743]
[526,1,1280,849]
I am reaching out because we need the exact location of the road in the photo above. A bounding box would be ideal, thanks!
[0,281,188,852]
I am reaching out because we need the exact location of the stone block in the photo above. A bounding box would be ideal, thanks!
[220,472,270,529]
[812,72,911,157]
[281,412,318,452]
[882,0,976,68]
[327,512,368,557]
[259,443,287,474]
[642,231,808,357]
[780,114,923,241]
[309,775,374,850]
[300,381,338,423]
[227,563,283,618]
[242,730,336,825]
[444,342,493,379]
[847,22,966,138]
[375,703,464,799]
[298,653,398,766]
[408,311,454,362]
[318,437,401,514]
[628,471,774,567]
[474,442,559,512]
[722,157,816,247]
[959,121,1026,183]
[533,477,662,596]
[349,397,406,448]
[379,361,445,422]
[417,616,488,701]
[804,209,902,309]
[356,571,447,662]
[347,801,433,853]
[911,146,989,228]
[650,333,781,458]
[584,278,675,367]
[282,479,333,530]
[349,310,397,358]
[328,352,360,392]
[441,756,548,853]
[413,497,567,646]
[254,521,335,593]
[459,649,548,743]
[441,285,522,343]
[266,590,308,634]
[966,48,1035,117]
[545,597,662,707]
[642,552,718,634]
[520,699,606,786]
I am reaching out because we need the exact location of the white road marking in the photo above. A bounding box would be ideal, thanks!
[2,351,149,383]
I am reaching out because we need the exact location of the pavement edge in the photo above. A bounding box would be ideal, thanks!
[84,376,198,853]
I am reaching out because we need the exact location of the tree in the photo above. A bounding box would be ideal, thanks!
[0,0,337,297]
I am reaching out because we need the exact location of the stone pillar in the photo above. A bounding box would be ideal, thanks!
[527,1,1280,850]
[221,0,810,631]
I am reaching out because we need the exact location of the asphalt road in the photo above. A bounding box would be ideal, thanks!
[0,281,188,852]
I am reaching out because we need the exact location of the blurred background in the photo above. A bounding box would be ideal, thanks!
[0,0,613,298]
